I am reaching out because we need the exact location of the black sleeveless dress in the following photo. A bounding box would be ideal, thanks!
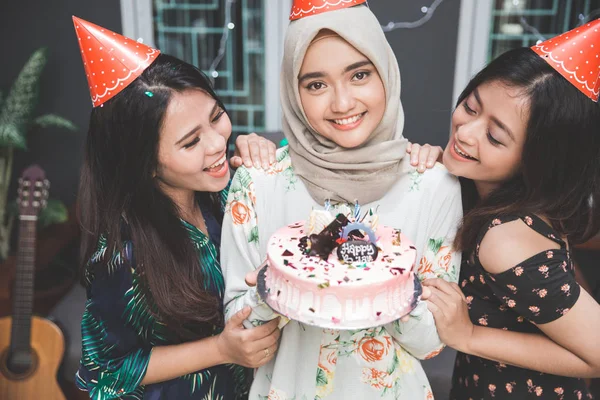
[450,214,593,400]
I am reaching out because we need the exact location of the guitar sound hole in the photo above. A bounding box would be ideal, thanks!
[8,350,33,374]
[0,348,38,380]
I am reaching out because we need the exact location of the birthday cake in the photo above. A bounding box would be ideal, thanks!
[261,206,419,329]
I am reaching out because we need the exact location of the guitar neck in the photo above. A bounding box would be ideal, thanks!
[9,217,37,355]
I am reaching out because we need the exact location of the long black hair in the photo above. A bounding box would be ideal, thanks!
[455,47,600,253]
[78,54,227,340]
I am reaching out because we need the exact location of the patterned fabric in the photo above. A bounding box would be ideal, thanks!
[451,214,592,400]
[76,189,251,400]
[221,147,463,399]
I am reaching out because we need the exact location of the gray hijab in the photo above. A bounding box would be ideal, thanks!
[281,5,408,205]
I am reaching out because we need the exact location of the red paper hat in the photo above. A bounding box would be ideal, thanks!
[72,16,160,107]
[290,0,367,21]
[531,19,600,102]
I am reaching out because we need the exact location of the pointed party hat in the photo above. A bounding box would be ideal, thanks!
[531,19,600,102]
[290,0,367,21]
[72,16,160,107]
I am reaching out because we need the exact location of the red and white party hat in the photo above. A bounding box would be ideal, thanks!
[72,16,160,107]
[290,0,367,21]
[531,19,600,102]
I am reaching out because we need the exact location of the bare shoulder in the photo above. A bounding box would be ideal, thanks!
[479,218,561,274]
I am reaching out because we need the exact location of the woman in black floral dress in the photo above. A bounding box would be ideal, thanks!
[409,24,600,399]
[445,213,593,399]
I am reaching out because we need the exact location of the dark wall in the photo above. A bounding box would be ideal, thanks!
[369,0,461,147]
[0,0,122,207]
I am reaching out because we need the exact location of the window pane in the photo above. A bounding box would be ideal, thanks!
[489,0,600,60]
[154,0,266,148]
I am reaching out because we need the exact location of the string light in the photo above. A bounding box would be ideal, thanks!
[519,17,546,43]
[208,0,236,84]
[519,8,599,44]
[380,0,445,32]
[206,1,597,78]
[580,9,600,23]
[207,0,446,82]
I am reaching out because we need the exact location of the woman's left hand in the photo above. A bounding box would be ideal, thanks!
[422,278,474,351]
[230,133,276,170]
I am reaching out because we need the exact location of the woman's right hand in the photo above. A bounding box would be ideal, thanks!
[230,133,276,170]
[216,307,281,368]
[406,142,444,173]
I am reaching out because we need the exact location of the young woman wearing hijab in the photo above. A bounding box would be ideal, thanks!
[221,2,463,398]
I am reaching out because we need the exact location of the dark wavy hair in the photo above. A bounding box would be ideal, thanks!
[455,47,600,254]
[78,54,227,341]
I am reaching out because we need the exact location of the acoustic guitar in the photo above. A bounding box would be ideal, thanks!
[0,165,65,399]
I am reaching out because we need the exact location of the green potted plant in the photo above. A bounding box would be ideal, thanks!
[0,47,76,260]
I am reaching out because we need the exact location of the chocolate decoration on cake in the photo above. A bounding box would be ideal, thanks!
[337,240,379,263]
[301,234,339,259]
[299,213,349,260]
[321,213,350,238]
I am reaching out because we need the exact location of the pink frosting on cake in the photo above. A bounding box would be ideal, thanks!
[264,221,418,329]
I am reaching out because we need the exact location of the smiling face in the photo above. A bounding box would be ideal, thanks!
[297,32,386,149]
[156,89,232,201]
[443,80,529,197]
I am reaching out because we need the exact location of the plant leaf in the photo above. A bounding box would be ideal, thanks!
[6,200,18,220]
[0,47,48,147]
[33,114,77,131]
[38,198,68,228]
[0,123,26,149]
[0,90,3,108]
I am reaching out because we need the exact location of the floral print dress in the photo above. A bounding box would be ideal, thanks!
[221,147,463,400]
[451,214,592,400]
[76,191,251,400]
